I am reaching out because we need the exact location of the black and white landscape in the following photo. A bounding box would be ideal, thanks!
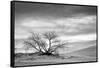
[14,2,97,66]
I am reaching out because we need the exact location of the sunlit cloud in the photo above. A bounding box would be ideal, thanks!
[15,15,96,39]
[21,19,56,28]
[59,33,96,43]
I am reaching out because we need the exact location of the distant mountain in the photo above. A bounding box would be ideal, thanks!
[67,46,97,57]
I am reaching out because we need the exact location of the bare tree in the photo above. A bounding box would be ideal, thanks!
[42,31,58,54]
[24,31,67,56]
[24,32,47,54]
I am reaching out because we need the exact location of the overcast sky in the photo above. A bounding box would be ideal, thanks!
[14,2,97,53]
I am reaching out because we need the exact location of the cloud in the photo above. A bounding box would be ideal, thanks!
[55,15,96,30]
[59,33,96,43]
[15,2,97,20]
[21,19,55,28]
[15,15,96,39]
[55,15,96,24]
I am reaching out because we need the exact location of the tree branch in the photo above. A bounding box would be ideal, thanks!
[24,41,40,52]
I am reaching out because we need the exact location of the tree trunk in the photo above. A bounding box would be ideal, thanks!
[48,40,51,51]
[41,51,53,55]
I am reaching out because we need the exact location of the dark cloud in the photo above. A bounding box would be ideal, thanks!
[15,2,97,20]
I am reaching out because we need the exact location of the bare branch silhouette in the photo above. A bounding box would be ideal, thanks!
[43,31,58,52]
[23,31,68,56]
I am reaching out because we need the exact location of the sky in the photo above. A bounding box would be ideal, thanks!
[14,2,97,53]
